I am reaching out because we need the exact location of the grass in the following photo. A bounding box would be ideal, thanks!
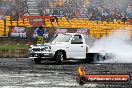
[0,44,29,50]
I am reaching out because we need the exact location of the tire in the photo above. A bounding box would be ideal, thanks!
[85,53,94,63]
[34,58,42,64]
[85,55,93,63]
[97,54,105,61]
[92,54,105,62]
[55,51,65,64]
[76,76,86,85]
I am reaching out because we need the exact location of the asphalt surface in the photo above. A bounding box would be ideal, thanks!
[0,58,132,88]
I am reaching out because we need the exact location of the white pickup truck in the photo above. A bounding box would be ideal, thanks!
[29,33,105,64]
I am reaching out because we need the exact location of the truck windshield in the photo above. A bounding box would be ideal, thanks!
[50,34,72,42]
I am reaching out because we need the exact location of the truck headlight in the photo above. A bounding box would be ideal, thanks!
[29,45,33,48]
[29,48,33,52]
[45,46,51,51]
[49,46,51,49]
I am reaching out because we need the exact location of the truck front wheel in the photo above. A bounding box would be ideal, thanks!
[55,51,66,64]
[34,58,42,64]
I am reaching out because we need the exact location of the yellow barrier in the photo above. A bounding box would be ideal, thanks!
[5,27,9,36]
[46,22,52,27]
[18,21,24,26]
[0,21,4,26]
[5,16,10,20]
[0,30,4,36]
[24,21,30,26]
[12,21,17,26]
[95,33,101,39]
[6,21,11,26]
[52,22,58,27]
[58,22,64,27]
[0,17,131,38]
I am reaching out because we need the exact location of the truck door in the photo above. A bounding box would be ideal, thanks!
[67,35,86,59]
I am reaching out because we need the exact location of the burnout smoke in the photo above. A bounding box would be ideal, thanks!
[90,29,132,63]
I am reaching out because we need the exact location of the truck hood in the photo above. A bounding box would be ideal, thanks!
[31,45,45,49]
[44,42,68,46]
[31,42,68,49]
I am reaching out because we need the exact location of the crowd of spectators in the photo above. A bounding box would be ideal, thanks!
[88,0,122,22]
[0,0,29,20]
[0,0,132,22]
[37,0,86,17]
[37,0,132,22]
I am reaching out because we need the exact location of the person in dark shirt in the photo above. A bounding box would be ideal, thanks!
[101,15,106,22]
[54,16,58,24]
[121,16,127,25]
[37,25,44,36]
[50,18,54,26]
[50,16,58,26]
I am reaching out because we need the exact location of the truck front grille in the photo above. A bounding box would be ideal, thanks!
[32,48,45,51]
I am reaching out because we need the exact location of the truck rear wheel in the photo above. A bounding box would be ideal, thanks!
[55,51,65,64]
[34,58,42,64]
[85,53,94,63]
[93,54,105,61]
[97,55,105,61]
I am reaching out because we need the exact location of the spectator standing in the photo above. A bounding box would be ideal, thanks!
[54,16,58,24]
[37,25,45,44]
[101,15,106,22]
[121,16,127,24]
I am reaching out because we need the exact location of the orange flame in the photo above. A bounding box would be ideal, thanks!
[78,65,86,76]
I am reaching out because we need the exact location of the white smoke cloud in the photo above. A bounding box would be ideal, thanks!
[90,29,132,63]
